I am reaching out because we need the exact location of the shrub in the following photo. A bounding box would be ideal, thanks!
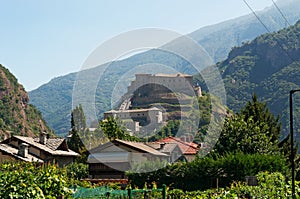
[127,152,289,191]
[0,162,72,198]
[167,172,300,198]
[65,162,88,180]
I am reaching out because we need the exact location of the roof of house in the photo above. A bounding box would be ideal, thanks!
[157,137,199,155]
[12,136,78,157]
[146,142,179,154]
[158,143,179,154]
[0,143,43,163]
[88,141,114,154]
[89,139,168,157]
[33,137,64,150]
[112,139,168,156]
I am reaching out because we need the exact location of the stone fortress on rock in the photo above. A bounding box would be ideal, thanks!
[104,73,202,134]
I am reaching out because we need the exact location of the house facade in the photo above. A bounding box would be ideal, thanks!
[87,139,182,179]
[0,132,79,167]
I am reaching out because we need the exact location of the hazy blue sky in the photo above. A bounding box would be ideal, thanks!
[0,0,273,91]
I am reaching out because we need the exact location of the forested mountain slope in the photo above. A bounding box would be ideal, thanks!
[204,20,300,137]
[0,65,51,139]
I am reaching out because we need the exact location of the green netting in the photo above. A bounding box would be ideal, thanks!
[71,186,164,199]
[72,186,128,199]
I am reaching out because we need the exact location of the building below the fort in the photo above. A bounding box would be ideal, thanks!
[104,107,164,133]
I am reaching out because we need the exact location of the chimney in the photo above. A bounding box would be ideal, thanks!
[18,143,29,158]
[39,132,48,145]
[160,142,166,149]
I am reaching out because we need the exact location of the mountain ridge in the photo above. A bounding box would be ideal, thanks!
[29,0,300,135]
[213,19,300,136]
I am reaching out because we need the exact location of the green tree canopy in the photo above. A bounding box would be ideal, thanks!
[99,117,139,141]
[241,94,281,143]
[213,94,286,156]
[68,105,88,163]
[71,104,86,132]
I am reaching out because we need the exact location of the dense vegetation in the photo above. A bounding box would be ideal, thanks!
[167,171,299,198]
[127,152,288,191]
[146,92,228,142]
[0,64,51,139]
[0,161,297,198]
[0,162,72,198]
[214,94,285,156]
[29,73,76,136]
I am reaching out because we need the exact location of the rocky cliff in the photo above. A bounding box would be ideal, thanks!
[0,64,51,140]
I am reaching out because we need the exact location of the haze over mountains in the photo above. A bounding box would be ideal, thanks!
[189,0,300,62]
[29,0,300,136]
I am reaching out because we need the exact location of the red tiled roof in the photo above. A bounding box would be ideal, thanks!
[157,137,199,155]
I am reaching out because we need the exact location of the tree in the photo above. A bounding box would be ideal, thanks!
[213,94,285,155]
[99,117,139,141]
[68,105,88,163]
[214,115,279,155]
[71,105,86,132]
[241,94,281,143]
